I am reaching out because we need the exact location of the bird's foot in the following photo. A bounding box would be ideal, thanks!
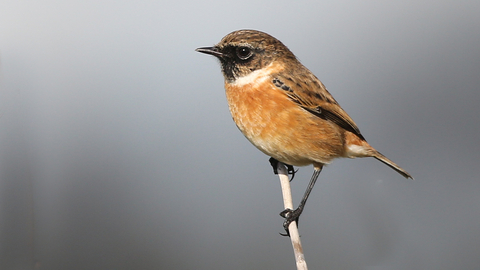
[279,207,303,237]
[269,158,298,181]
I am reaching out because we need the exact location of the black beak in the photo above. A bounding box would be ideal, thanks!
[195,46,224,58]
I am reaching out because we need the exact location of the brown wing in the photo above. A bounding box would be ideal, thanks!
[272,73,366,141]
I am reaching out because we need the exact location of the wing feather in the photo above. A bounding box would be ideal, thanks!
[273,74,366,141]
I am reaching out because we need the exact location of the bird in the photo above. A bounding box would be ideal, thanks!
[196,29,412,235]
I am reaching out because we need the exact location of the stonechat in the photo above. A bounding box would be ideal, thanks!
[196,30,412,234]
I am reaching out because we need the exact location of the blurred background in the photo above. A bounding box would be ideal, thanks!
[1,1,479,269]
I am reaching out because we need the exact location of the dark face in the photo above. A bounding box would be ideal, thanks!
[196,30,297,82]
[215,43,268,82]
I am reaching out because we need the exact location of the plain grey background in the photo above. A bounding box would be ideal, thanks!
[1,1,479,269]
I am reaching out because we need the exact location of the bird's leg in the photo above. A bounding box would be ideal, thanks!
[280,166,323,236]
[269,157,297,181]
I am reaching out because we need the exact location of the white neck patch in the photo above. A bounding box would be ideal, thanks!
[231,63,275,88]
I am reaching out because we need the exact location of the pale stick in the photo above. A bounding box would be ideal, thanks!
[276,162,308,270]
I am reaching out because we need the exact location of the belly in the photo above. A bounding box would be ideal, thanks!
[225,82,345,166]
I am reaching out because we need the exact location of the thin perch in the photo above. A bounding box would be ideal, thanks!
[276,162,308,270]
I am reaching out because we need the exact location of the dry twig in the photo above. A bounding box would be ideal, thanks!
[276,162,308,270]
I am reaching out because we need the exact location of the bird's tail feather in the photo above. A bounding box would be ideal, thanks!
[373,151,413,179]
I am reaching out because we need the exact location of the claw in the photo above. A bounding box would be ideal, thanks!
[286,165,298,182]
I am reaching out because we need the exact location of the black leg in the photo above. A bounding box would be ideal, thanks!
[269,157,297,181]
[280,166,323,236]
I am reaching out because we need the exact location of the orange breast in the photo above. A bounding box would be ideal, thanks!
[224,76,346,166]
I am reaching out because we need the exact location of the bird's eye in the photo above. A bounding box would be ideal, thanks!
[236,46,252,60]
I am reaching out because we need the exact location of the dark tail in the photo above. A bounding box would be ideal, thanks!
[373,151,413,179]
